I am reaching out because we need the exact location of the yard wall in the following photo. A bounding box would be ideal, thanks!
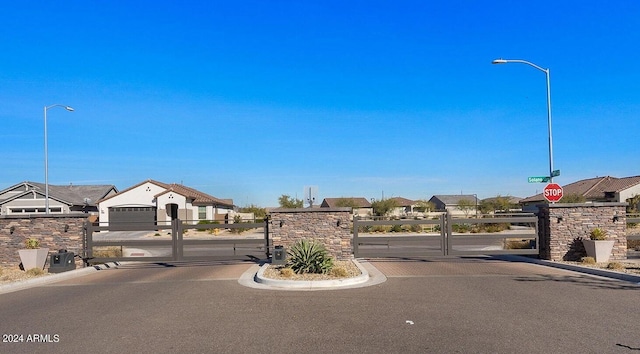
[538,203,627,261]
[0,214,88,267]
[268,208,353,260]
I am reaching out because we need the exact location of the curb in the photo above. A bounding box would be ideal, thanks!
[0,262,121,295]
[499,255,640,284]
[238,258,387,291]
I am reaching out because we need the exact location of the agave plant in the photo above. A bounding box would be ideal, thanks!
[286,239,334,274]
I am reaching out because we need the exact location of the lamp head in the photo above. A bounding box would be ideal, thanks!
[65,106,74,111]
[492,59,508,64]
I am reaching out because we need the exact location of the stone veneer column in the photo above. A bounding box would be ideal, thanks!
[538,203,627,261]
[268,208,353,260]
[0,214,88,266]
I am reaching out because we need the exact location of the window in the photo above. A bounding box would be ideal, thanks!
[198,206,206,220]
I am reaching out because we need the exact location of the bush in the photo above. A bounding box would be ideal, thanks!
[580,257,596,264]
[25,238,40,249]
[279,268,295,278]
[607,262,624,270]
[452,224,471,233]
[410,224,422,233]
[329,266,349,277]
[26,268,45,276]
[287,239,334,274]
[589,228,607,240]
[390,225,402,232]
[504,239,533,249]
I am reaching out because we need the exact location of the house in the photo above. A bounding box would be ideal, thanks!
[520,175,640,212]
[320,197,373,217]
[387,197,417,217]
[97,180,234,225]
[428,195,479,217]
[0,181,117,216]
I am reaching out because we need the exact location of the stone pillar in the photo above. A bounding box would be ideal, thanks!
[1,214,88,266]
[268,208,353,260]
[538,203,627,261]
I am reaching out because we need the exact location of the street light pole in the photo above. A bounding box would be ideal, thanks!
[492,58,555,183]
[44,104,74,214]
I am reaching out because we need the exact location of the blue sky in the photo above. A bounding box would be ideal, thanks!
[1,1,638,207]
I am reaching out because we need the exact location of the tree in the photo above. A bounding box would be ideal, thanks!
[278,195,303,208]
[457,199,476,217]
[238,204,266,219]
[414,200,436,213]
[560,193,586,203]
[334,198,359,208]
[371,199,398,217]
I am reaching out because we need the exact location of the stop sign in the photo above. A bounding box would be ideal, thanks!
[543,183,563,203]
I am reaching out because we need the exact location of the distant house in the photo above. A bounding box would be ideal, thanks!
[320,197,372,217]
[0,181,117,216]
[520,175,640,212]
[428,195,479,217]
[97,180,234,225]
[387,197,417,217]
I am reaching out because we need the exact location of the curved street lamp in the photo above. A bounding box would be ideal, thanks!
[44,104,74,214]
[492,58,555,182]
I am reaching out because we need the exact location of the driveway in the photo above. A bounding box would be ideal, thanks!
[0,257,638,353]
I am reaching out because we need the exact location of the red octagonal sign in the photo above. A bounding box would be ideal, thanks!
[543,183,563,203]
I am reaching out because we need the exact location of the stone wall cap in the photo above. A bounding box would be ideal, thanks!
[0,213,90,220]
[545,202,628,208]
[268,207,352,213]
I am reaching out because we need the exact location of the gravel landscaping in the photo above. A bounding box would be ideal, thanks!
[261,260,362,281]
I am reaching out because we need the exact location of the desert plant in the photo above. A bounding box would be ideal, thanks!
[607,262,624,270]
[279,268,295,278]
[329,266,349,277]
[25,268,45,276]
[286,239,334,274]
[589,228,608,240]
[580,256,596,264]
[390,224,402,232]
[504,239,533,249]
[24,238,40,249]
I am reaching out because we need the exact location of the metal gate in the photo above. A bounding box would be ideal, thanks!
[83,218,271,264]
[353,213,539,258]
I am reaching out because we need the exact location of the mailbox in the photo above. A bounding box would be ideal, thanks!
[49,250,76,273]
[272,245,286,265]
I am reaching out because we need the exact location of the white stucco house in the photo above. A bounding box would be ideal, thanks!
[97,180,234,225]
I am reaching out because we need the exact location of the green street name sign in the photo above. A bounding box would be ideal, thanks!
[528,176,550,183]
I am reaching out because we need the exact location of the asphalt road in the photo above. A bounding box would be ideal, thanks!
[1,257,638,353]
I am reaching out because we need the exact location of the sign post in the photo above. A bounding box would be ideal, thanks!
[543,183,563,203]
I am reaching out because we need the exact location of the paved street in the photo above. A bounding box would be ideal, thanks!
[1,257,639,353]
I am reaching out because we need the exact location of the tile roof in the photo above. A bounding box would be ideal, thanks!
[321,197,372,208]
[388,197,416,206]
[430,195,478,205]
[159,183,234,207]
[521,175,640,203]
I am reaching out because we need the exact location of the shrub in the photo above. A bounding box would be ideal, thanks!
[25,238,40,249]
[589,228,607,240]
[504,239,533,249]
[452,224,471,233]
[390,225,402,232]
[329,266,349,277]
[26,268,45,276]
[287,239,334,274]
[581,257,596,264]
[279,268,295,278]
[607,262,624,270]
[410,224,422,233]
[92,247,123,258]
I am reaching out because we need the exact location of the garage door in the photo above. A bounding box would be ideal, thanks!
[109,206,156,230]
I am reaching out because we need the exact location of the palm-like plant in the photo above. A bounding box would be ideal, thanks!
[287,239,334,274]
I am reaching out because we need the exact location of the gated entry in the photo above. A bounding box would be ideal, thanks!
[83,218,270,264]
[353,213,538,258]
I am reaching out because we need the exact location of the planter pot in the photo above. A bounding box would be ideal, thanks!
[18,248,50,270]
[582,240,615,263]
